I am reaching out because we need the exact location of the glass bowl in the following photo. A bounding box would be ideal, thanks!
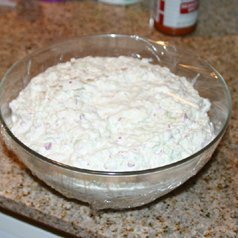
[0,34,231,210]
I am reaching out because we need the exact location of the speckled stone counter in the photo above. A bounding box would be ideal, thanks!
[0,1,237,237]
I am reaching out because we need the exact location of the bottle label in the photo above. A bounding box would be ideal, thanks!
[156,0,199,28]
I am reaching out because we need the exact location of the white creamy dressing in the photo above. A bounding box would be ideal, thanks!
[9,56,215,171]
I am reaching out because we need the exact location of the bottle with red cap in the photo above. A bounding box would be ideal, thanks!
[154,0,199,36]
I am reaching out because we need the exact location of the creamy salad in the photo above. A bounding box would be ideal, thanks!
[9,56,215,171]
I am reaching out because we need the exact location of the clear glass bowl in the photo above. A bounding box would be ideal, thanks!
[0,34,232,210]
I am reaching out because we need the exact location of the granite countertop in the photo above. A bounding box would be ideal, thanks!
[0,0,237,237]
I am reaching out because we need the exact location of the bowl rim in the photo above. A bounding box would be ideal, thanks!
[0,34,232,176]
